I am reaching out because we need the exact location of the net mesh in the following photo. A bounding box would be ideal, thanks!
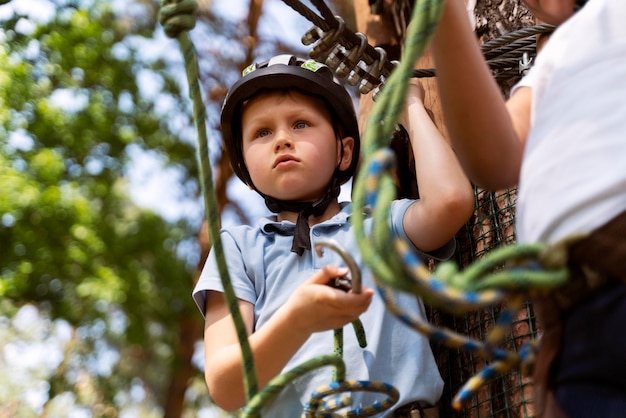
[428,187,539,418]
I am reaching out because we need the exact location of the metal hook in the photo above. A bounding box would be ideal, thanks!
[347,47,387,93]
[302,25,324,46]
[358,46,387,95]
[371,60,398,101]
[314,238,362,294]
[335,32,368,79]
[519,52,533,76]
[309,16,346,63]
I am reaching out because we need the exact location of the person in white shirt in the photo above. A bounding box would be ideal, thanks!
[429,0,626,417]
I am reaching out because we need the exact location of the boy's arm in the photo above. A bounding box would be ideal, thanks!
[401,79,475,252]
[203,290,309,411]
[431,0,530,190]
[202,265,374,411]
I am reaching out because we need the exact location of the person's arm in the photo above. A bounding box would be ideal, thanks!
[430,0,531,190]
[400,78,475,252]
[203,265,374,411]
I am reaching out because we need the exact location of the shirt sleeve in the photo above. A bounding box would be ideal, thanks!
[391,199,456,261]
[191,229,258,318]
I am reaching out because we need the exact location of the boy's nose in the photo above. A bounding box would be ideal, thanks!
[274,131,293,152]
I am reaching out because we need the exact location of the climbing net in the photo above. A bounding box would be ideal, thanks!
[159,0,568,416]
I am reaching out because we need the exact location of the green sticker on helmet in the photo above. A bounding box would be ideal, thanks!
[242,63,257,76]
[301,60,324,73]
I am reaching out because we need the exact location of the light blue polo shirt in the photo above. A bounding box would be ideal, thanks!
[193,199,451,416]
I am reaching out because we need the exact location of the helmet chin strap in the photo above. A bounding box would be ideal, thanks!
[262,175,342,256]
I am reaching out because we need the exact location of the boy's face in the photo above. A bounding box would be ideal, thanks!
[522,0,576,25]
[240,90,354,202]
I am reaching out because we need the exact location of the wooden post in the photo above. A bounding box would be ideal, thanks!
[352,0,447,137]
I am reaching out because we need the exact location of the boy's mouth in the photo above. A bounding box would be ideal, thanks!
[273,154,299,168]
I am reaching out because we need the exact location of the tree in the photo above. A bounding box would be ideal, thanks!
[1,0,337,415]
[0,1,206,415]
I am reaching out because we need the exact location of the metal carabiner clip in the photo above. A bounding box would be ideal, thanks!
[314,238,362,294]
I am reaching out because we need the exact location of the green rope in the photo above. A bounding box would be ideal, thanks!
[352,0,446,293]
[158,0,259,400]
[242,355,346,418]
[347,0,575,410]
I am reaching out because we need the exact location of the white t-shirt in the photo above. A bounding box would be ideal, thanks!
[513,0,626,245]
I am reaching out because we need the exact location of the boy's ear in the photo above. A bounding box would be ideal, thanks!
[338,136,355,170]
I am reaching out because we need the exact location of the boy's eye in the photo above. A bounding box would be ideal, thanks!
[256,128,270,138]
[294,121,308,129]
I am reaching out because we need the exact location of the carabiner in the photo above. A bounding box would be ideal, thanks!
[314,238,362,294]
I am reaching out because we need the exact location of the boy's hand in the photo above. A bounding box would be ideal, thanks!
[284,265,374,335]
[399,78,427,128]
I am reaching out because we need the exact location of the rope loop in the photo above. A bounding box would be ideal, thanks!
[241,355,346,418]
[305,380,400,417]
[158,0,198,39]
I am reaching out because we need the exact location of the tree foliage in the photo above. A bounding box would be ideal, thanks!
[0,1,205,415]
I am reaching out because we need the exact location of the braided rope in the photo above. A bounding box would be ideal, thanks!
[305,380,400,417]
[413,23,554,79]
[158,0,259,400]
[347,4,569,408]
[354,147,569,409]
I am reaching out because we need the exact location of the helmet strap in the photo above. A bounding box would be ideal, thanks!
[263,176,341,256]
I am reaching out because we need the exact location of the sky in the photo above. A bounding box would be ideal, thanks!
[0,0,271,413]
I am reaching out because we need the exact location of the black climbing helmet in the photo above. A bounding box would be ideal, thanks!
[220,54,360,187]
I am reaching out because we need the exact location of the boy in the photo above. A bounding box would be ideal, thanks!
[192,54,474,416]
[429,0,626,416]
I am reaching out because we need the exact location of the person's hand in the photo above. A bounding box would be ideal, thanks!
[283,265,374,335]
[399,78,427,128]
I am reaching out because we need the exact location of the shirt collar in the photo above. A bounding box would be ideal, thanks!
[259,201,352,235]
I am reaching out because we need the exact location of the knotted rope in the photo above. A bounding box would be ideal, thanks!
[349,0,569,410]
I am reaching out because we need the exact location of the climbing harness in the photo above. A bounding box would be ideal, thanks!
[157,0,567,415]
